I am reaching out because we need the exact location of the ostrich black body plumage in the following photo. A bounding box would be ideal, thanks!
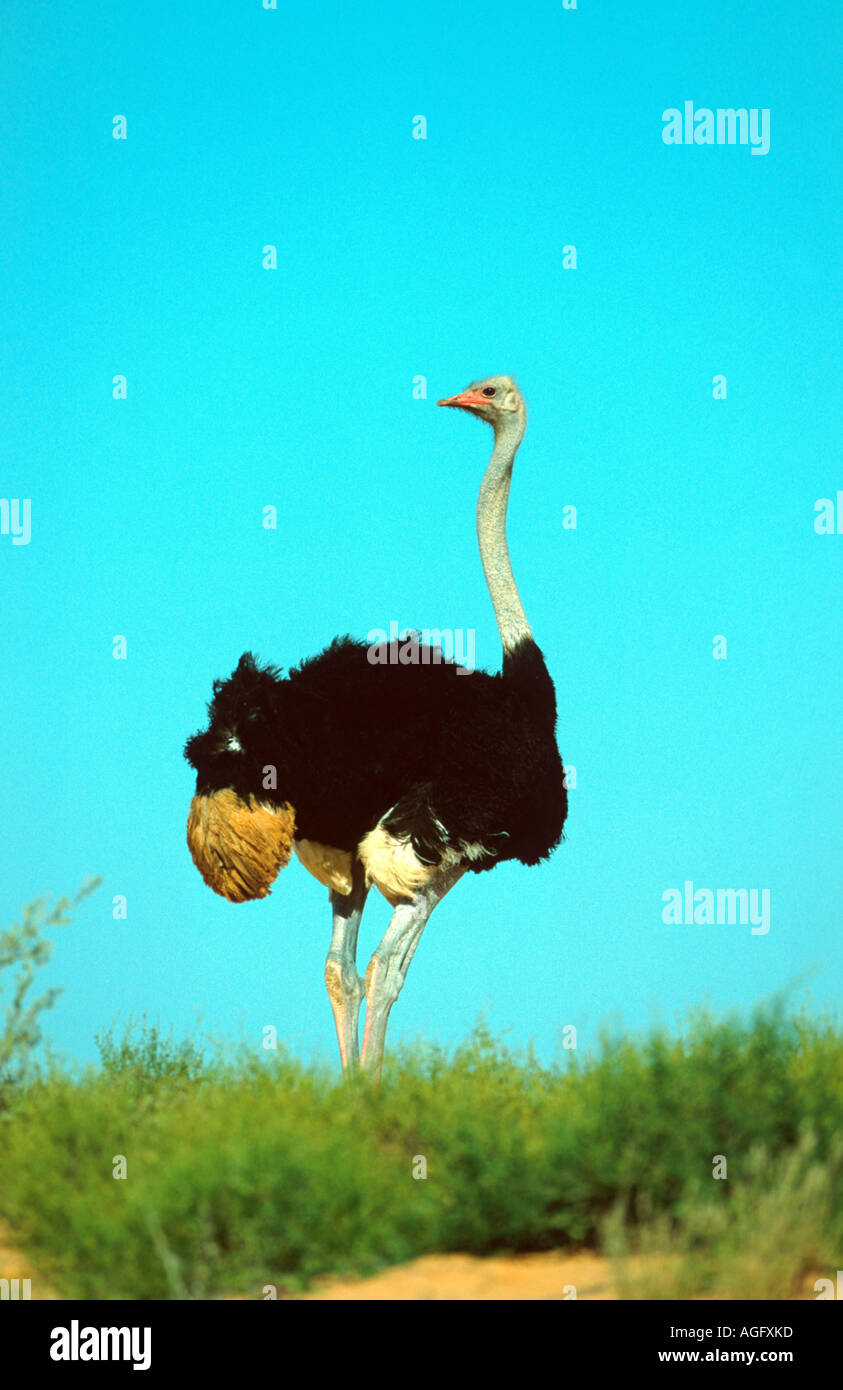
[185,634,566,877]
[184,374,568,1077]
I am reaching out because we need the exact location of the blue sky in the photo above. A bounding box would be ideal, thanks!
[1,1,840,1070]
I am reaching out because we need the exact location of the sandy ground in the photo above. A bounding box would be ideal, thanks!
[0,1223,821,1301]
[0,1221,614,1300]
[0,1224,58,1300]
[295,1250,617,1300]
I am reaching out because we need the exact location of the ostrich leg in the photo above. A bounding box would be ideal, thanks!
[325,859,368,1073]
[360,864,465,1080]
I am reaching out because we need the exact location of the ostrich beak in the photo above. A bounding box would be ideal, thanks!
[437,389,488,411]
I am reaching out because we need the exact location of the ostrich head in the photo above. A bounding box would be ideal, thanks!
[184,653,295,903]
[437,375,526,433]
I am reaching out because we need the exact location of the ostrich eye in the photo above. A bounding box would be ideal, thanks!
[482,386,496,397]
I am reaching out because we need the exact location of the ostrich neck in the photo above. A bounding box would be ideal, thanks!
[476,418,532,656]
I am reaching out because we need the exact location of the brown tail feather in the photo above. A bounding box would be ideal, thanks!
[187,790,295,903]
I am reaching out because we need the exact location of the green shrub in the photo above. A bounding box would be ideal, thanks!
[0,879,100,1098]
[1,1000,840,1298]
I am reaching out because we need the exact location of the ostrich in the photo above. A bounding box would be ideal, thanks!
[184,376,567,1078]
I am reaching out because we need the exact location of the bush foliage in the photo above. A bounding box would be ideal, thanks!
[1,1005,840,1299]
